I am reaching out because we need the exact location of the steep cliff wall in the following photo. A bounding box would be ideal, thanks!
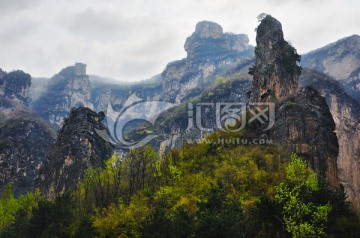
[300,69,360,205]
[272,87,340,188]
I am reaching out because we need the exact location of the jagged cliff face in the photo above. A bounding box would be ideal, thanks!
[40,107,113,197]
[0,69,31,105]
[272,87,339,188]
[32,63,94,130]
[300,69,360,206]
[302,35,360,103]
[249,15,339,189]
[162,21,253,103]
[249,16,301,102]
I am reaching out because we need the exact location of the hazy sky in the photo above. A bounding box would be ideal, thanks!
[0,0,359,81]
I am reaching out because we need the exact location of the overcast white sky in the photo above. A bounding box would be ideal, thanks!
[0,0,358,81]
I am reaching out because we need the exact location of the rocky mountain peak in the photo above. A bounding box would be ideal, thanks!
[184,20,250,59]
[75,62,87,76]
[256,15,284,47]
[249,15,301,102]
[194,21,223,39]
[54,62,87,80]
[32,63,94,130]
[162,21,253,103]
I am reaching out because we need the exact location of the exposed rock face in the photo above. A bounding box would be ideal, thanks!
[302,35,360,103]
[272,87,340,188]
[32,63,94,130]
[0,69,31,105]
[300,69,360,206]
[249,15,339,189]
[40,107,113,197]
[249,15,301,102]
[162,21,253,103]
[302,35,360,80]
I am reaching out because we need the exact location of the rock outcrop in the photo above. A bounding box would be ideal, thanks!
[40,107,113,197]
[249,15,301,102]
[250,15,340,189]
[162,21,253,103]
[300,69,360,206]
[32,63,94,130]
[184,21,250,59]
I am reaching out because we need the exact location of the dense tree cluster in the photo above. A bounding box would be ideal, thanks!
[0,130,359,237]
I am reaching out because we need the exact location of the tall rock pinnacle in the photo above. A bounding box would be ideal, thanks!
[249,15,340,189]
[40,107,113,197]
[249,14,301,102]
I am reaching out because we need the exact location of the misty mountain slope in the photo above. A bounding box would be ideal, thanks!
[25,21,254,132]
[91,74,163,112]
[31,63,94,130]
[302,34,360,103]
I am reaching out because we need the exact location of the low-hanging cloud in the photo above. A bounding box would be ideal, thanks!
[0,0,358,81]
